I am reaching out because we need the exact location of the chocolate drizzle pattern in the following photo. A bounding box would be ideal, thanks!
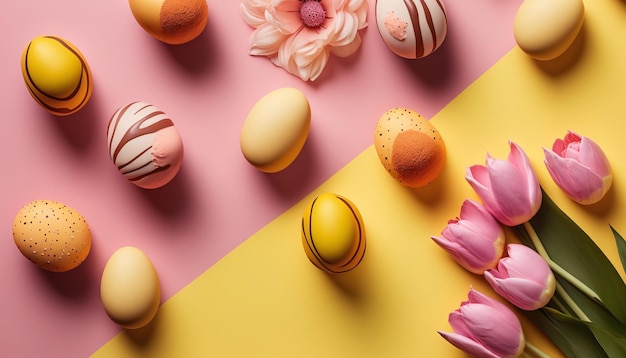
[22,36,92,115]
[403,0,446,58]
[107,102,176,184]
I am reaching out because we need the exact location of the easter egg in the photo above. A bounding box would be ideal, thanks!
[375,0,447,59]
[240,88,311,173]
[21,36,92,116]
[129,0,208,45]
[374,108,446,188]
[301,193,366,274]
[12,200,92,272]
[514,0,584,61]
[107,101,184,189]
[100,246,161,329]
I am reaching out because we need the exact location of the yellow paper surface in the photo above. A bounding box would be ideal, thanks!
[93,0,626,356]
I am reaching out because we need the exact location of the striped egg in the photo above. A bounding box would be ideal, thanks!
[375,0,448,59]
[107,102,184,189]
[301,193,366,274]
[21,36,93,116]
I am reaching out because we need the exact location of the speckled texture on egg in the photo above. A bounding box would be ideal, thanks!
[12,200,92,272]
[129,0,208,45]
[374,108,446,188]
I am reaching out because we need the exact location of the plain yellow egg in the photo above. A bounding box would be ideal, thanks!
[301,193,366,273]
[240,87,311,173]
[21,36,92,116]
[100,246,161,329]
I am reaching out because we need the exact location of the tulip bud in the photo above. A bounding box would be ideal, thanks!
[432,200,505,274]
[484,244,556,311]
[438,288,525,358]
[543,131,612,205]
[466,141,542,227]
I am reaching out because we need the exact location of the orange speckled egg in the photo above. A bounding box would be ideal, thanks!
[128,0,208,45]
[12,200,92,272]
[374,108,446,188]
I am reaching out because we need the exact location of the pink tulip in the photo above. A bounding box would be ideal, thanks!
[439,288,525,358]
[466,141,542,226]
[432,200,506,274]
[484,244,556,311]
[543,131,612,205]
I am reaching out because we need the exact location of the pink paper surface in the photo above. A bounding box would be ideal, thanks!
[0,0,522,356]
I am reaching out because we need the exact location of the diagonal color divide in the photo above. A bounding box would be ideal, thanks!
[93,0,626,356]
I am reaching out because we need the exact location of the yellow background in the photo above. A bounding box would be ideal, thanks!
[93,0,626,356]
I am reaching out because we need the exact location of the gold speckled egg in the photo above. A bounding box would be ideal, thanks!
[374,108,446,188]
[12,200,92,272]
[301,193,366,273]
[21,36,93,116]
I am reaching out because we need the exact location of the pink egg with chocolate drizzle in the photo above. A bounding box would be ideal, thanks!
[107,102,184,189]
[375,0,447,59]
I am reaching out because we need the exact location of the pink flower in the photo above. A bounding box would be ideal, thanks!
[439,288,525,358]
[432,200,505,274]
[240,0,368,81]
[466,141,542,226]
[484,244,556,311]
[543,131,612,205]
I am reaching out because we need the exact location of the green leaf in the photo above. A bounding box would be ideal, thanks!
[610,226,626,274]
[525,308,607,358]
[514,190,626,327]
[546,308,626,357]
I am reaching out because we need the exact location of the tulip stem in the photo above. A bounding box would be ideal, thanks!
[522,222,603,305]
[555,281,591,322]
[524,341,552,358]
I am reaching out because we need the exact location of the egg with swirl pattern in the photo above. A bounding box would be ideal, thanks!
[107,102,184,189]
[21,36,92,116]
[375,0,448,59]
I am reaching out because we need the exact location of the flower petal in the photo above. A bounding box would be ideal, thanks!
[578,136,611,177]
[240,0,271,27]
[460,303,525,357]
[438,331,501,358]
[248,24,286,56]
[544,149,607,204]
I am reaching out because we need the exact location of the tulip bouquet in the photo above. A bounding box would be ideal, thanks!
[432,132,626,357]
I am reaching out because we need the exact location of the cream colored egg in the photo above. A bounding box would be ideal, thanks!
[13,200,92,272]
[240,87,311,173]
[100,246,160,329]
[375,0,447,59]
[514,0,584,61]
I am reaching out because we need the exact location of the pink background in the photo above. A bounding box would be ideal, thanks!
[0,0,521,356]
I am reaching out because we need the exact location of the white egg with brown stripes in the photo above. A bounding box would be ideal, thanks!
[107,102,184,189]
[375,0,448,59]
[301,193,366,274]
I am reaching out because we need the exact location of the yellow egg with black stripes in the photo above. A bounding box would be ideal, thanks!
[301,193,366,274]
[21,36,92,116]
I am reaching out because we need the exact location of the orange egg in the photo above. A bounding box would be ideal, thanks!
[128,0,208,45]
[374,108,446,188]
[12,200,92,272]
